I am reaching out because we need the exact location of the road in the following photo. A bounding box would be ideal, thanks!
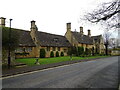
[2,56,119,88]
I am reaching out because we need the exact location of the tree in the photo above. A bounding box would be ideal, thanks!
[83,0,120,55]
[92,47,95,56]
[67,46,78,60]
[40,48,46,58]
[103,31,111,55]
[2,27,19,51]
[84,0,120,28]
[109,38,118,49]
[2,27,19,63]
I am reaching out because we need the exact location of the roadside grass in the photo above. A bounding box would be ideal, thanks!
[15,56,109,66]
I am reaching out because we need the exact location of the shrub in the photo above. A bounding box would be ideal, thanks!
[56,51,59,57]
[84,48,88,55]
[40,48,46,58]
[50,51,54,57]
[67,46,79,56]
[60,52,64,56]
[88,48,91,55]
[78,47,84,56]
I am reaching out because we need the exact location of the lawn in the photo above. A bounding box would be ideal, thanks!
[15,56,109,66]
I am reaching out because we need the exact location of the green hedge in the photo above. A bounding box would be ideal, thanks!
[78,46,84,56]
[60,52,64,56]
[40,48,46,58]
[50,51,54,57]
[56,51,59,57]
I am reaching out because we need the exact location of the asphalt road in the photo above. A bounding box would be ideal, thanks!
[2,56,119,88]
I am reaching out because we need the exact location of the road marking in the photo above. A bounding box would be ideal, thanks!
[1,62,81,80]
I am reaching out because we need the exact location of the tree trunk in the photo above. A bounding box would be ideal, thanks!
[105,44,108,55]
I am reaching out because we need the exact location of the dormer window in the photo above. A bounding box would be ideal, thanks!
[54,38,58,42]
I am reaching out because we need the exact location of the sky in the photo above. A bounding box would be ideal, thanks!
[1,0,115,37]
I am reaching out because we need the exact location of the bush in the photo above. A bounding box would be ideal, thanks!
[56,51,59,57]
[60,52,64,56]
[50,51,54,57]
[40,48,46,58]
[84,48,88,55]
[78,47,84,56]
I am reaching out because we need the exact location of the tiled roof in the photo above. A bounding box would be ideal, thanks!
[36,31,71,47]
[13,29,35,46]
[72,31,93,45]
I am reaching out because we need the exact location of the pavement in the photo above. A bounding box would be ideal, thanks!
[2,56,119,89]
[2,56,112,77]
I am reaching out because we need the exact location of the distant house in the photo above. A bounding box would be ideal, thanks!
[1,17,105,59]
[92,35,105,54]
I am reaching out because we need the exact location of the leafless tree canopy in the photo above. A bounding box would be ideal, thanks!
[84,0,120,28]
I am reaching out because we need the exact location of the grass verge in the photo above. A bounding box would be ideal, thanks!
[15,56,109,66]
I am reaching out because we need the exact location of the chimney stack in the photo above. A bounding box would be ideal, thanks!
[30,20,38,31]
[80,26,83,34]
[66,23,71,32]
[88,29,91,37]
[0,17,6,27]
[31,20,36,28]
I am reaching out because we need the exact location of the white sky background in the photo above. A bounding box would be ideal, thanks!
[1,0,116,37]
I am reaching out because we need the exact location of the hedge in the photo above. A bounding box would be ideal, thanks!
[40,48,46,58]
[50,51,54,57]
[56,51,59,57]
[60,52,64,56]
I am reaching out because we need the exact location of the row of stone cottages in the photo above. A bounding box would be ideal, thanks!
[1,17,105,58]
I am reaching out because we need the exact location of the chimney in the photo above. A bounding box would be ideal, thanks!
[80,26,83,34]
[0,17,6,27]
[66,23,71,32]
[30,20,38,31]
[88,29,91,37]
[31,20,36,28]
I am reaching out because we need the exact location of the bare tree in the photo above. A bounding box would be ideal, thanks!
[103,30,111,55]
[84,0,120,28]
[83,0,120,55]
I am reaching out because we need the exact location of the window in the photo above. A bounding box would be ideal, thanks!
[53,47,56,51]
[58,47,60,51]
[26,47,32,52]
[64,49,67,53]
[54,38,58,42]
[47,47,50,51]
[15,47,23,52]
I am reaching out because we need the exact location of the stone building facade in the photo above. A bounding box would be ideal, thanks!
[1,17,105,58]
[65,23,105,54]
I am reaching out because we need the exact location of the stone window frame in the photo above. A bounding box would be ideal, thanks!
[53,47,56,51]
[25,47,32,52]
[58,47,60,51]
[15,47,23,52]
[47,47,50,51]
[64,49,67,53]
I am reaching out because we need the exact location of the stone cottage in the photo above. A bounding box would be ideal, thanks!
[1,17,71,58]
[1,17,105,58]
[65,23,105,54]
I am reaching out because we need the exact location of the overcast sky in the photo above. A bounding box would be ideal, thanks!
[1,0,115,37]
